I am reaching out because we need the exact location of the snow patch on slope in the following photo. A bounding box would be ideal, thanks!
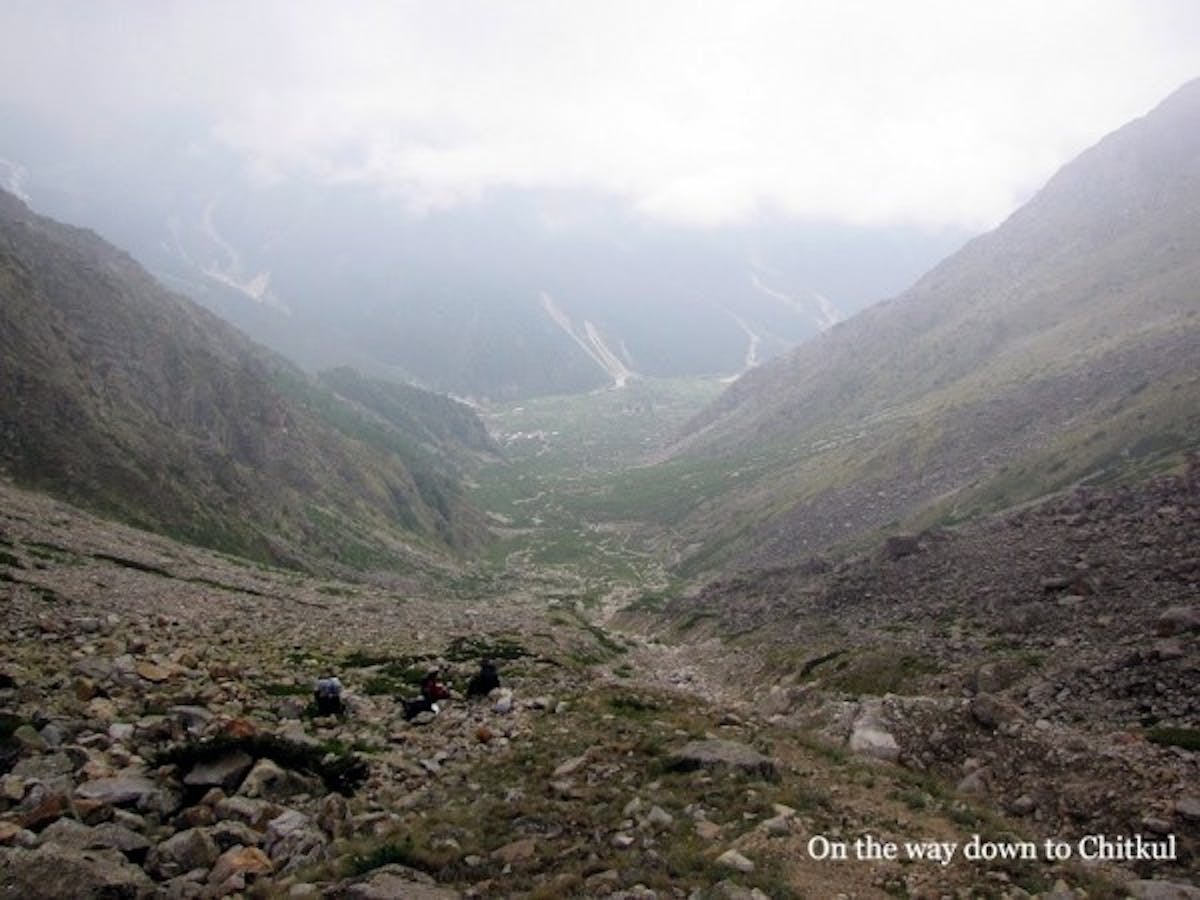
[539,291,637,388]
[0,158,31,203]
[722,311,762,382]
[165,201,289,313]
[750,272,841,332]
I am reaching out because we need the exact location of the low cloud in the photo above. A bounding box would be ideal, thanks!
[2,0,1197,229]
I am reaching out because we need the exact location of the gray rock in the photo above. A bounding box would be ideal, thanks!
[1010,794,1037,816]
[1126,880,1200,900]
[969,693,1025,730]
[167,707,213,737]
[1152,639,1186,661]
[12,752,75,781]
[87,823,152,859]
[849,699,901,763]
[214,795,282,830]
[75,774,176,813]
[184,751,254,792]
[1142,816,1173,835]
[710,881,772,900]
[265,808,311,844]
[1155,606,1200,636]
[759,815,791,835]
[37,724,64,748]
[1175,796,1200,822]
[957,770,988,797]
[971,660,1027,694]
[552,753,590,778]
[150,827,220,878]
[267,821,328,874]
[34,817,94,849]
[330,863,462,899]
[644,805,674,830]
[715,848,755,873]
[0,842,155,898]
[210,819,263,849]
[238,757,316,801]
[669,740,777,778]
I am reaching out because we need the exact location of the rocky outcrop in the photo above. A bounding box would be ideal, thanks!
[669,740,777,779]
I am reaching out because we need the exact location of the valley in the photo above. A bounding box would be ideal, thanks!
[2,61,1199,900]
[4,368,1196,897]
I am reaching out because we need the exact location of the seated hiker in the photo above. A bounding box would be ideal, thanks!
[466,659,500,698]
[402,669,450,721]
[314,673,345,716]
[420,668,450,702]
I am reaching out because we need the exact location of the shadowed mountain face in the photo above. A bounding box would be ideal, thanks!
[665,78,1200,572]
[0,190,490,574]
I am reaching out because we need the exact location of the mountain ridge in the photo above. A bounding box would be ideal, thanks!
[0,190,490,575]
[659,77,1200,573]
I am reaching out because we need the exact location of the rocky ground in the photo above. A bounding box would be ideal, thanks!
[636,466,1200,894]
[2,472,1198,898]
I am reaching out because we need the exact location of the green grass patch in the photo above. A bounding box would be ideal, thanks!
[827,649,940,697]
[443,635,530,663]
[1146,726,1200,751]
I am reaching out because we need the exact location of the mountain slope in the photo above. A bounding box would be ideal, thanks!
[0,190,489,573]
[661,78,1200,571]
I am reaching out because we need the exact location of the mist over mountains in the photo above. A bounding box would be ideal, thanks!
[0,109,967,399]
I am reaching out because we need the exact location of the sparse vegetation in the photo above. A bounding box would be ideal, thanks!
[1146,726,1200,751]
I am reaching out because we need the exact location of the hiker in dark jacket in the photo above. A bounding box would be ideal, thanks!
[314,673,345,716]
[466,659,500,698]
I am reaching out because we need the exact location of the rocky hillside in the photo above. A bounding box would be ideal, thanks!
[624,458,1200,886]
[661,78,1200,573]
[0,191,489,574]
[4,478,1193,897]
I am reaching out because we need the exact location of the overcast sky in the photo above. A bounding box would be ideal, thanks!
[2,0,1198,230]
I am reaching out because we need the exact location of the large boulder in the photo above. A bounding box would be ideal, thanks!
[969,693,1025,731]
[848,698,901,763]
[75,774,178,814]
[1125,881,1200,900]
[183,751,254,793]
[1155,607,1200,637]
[0,842,155,898]
[148,827,220,879]
[264,809,328,874]
[327,863,462,899]
[668,740,777,779]
[237,758,318,802]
